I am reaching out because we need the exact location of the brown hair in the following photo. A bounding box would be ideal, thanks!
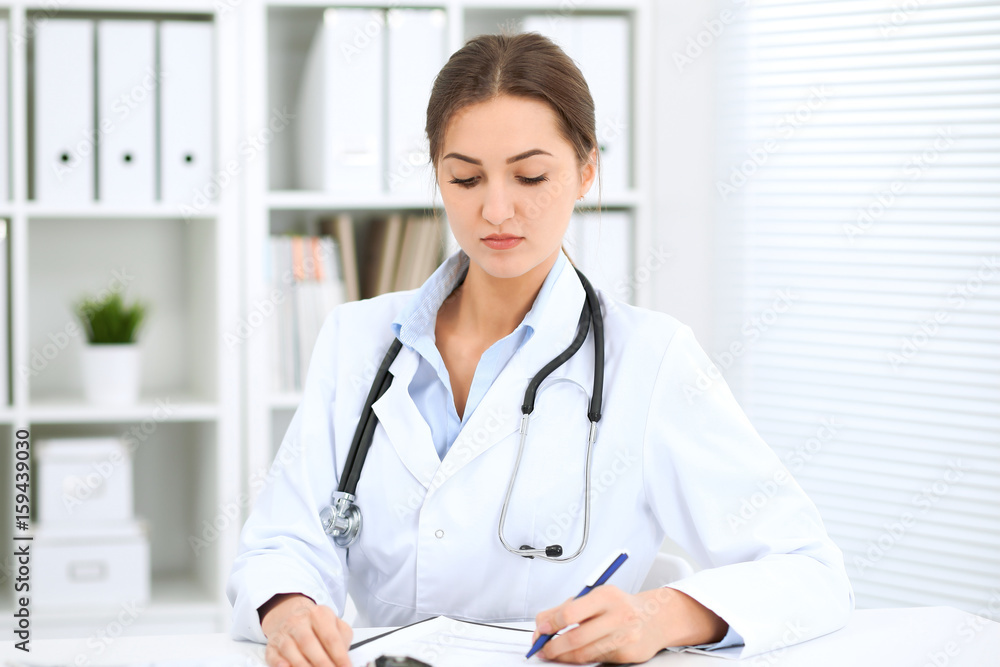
[425,32,600,187]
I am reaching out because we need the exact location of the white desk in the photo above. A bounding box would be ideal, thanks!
[3,607,998,666]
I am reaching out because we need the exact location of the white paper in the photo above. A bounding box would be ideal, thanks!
[349,616,601,667]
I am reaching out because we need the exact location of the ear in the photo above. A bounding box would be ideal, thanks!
[578,147,598,198]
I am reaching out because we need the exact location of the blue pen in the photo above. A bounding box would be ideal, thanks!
[525,552,629,660]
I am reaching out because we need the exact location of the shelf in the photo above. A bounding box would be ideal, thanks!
[22,0,217,12]
[26,573,222,638]
[265,0,639,7]
[0,408,16,424]
[460,0,640,8]
[24,202,219,220]
[270,392,302,411]
[267,0,444,6]
[267,190,641,211]
[268,190,443,212]
[27,395,219,424]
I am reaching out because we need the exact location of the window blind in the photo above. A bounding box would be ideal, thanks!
[715,0,1000,613]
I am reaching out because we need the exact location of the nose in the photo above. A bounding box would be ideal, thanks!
[482,181,515,226]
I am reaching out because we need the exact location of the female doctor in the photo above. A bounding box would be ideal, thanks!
[227,32,853,666]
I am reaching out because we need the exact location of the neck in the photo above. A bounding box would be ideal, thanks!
[448,250,560,342]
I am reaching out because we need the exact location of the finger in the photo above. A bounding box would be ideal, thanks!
[265,641,291,667]
[272,634,313,667]
[336,616,354,644]
[534,604,573,637]
[548,587,618,636]
[310,607,352,667]
[541,607,623,662]
[289,628,337,667]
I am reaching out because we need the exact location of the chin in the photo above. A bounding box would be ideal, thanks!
[477,253,554,282]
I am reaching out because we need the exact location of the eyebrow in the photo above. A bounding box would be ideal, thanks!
[442,149,553,166]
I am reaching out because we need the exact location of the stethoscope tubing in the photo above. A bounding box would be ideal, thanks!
[339,338,402,494]
[328,268,605,561]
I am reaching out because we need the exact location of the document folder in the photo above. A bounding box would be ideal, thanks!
[33,19,95,203]
[97,20,157,204]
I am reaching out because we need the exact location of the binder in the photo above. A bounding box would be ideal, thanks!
[393,217,425,291]
[576,17,630,194]
[409,216,441,289]
[565,211,632,298]
[97,20,156,204]
[522,15,631,194]
[0,221,7,406]
[386,9,447,196]
[160,21,214,204]
[362,214,404,298]
[33,19,95,203]
[319,214,360,302]
[0,19,7,201]
[297,9,384,193]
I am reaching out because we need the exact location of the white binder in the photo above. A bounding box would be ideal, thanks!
[386,9,446,196]
[0,221,7,406]
[565,211,632,299]
[0,19,7,201]
[159,21,214,204]
[97,20,156,204]
[34,19,95,203]
[523,15,631,194]
[296,9,384,193]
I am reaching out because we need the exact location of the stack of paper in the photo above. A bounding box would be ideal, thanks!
[347,616,603,667]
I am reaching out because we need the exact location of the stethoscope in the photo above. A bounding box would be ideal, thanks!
[321,267,604,563]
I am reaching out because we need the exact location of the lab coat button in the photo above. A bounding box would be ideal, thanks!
[435,529,444,539]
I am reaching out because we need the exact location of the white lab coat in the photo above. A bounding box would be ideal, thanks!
[227,255,853,659]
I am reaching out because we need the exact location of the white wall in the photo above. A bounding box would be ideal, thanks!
[650,1,731,349]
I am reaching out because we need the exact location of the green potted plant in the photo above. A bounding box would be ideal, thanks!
[74,292,148,405]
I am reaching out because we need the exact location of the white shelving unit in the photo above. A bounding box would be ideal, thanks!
[240,0,654,500]
[2,0,242,638]
[2,0,653,639]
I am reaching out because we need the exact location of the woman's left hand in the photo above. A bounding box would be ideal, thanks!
[531,585,729,664]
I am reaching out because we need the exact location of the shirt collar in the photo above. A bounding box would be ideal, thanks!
[392,248,569,348]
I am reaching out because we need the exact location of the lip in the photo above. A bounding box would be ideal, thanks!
[482,234,523,250]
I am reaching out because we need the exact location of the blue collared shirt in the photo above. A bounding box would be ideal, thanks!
[391,249,568,460]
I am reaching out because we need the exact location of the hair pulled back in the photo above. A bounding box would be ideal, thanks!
[425,32,599,176]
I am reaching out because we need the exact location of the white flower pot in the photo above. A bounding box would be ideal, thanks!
[80,344,142,406]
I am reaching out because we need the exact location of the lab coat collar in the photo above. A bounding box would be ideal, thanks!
[374,247,588,491]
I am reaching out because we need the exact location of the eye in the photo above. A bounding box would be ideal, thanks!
[448,176,479,188]
[519,175,548,186]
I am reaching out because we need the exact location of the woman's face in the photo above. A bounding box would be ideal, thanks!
[436,95,595,280]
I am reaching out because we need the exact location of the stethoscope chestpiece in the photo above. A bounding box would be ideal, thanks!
[320,491,363,548]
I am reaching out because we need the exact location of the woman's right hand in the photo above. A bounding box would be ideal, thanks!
[260,593,354,667]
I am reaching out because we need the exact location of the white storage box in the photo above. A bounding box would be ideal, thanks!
[36,437,134,524]
[33,520,150,610]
